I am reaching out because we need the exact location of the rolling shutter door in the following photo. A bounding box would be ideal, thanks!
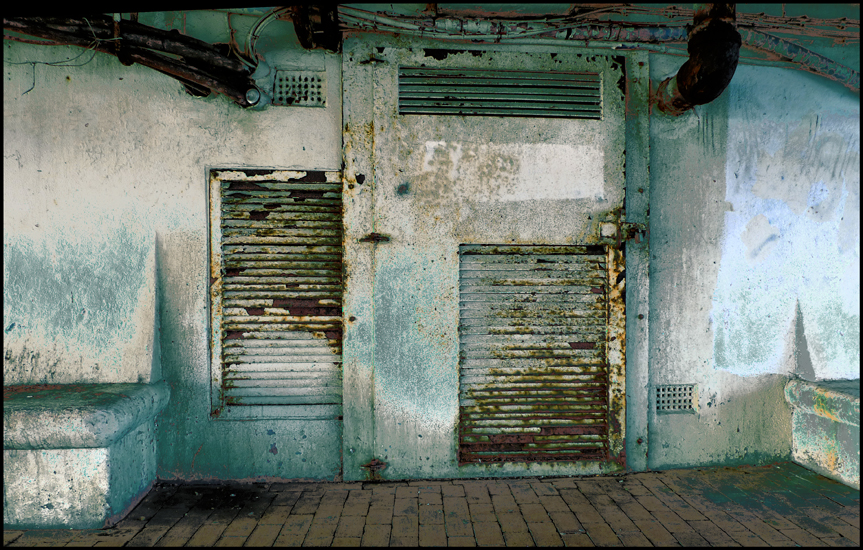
[458,244,610,463]
[209,169,343,419]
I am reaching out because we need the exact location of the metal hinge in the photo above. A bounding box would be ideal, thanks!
[359,232,391,243]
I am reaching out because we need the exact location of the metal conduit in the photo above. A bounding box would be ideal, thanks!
[654,3,741,115]
[337,6,860,94]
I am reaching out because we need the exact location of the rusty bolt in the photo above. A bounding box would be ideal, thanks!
[637,438,643,444]
[638,314,644,320]
[348,316,357,322]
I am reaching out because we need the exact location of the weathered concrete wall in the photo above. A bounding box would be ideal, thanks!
[3,222,159,384]
[646,53,859,470]
[3,40,344,481]
[715,66,860,381]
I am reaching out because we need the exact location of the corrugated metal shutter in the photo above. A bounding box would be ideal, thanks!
[211,170,343,417]
[399,67,601,119]
[458,244,609,464]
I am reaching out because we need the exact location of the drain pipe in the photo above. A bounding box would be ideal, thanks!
[655,4,741,115]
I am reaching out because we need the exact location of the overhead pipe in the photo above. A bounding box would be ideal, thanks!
[654,4,742,115]
[338,6,858,93]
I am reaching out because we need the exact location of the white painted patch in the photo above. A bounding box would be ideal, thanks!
[422,141,604,201]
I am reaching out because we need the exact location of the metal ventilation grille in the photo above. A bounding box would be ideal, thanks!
[399,67,601,119]
[656,385,696,413]
[273,71,326,107]
[458,245,610,464]
[215,171,342,410]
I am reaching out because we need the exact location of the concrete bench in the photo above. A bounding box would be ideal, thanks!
[3,382,170,529]
[785,378,860,490]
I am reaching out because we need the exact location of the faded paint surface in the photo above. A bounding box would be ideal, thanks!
[4,6,858,484]
[420,141,605,201]
[3,382,170,450]
[3,383,168,529]
[648,46,859,470]
[4,448,110,529]
[712,65,860,380]
[3,40,344,481]
[623,52,651,473]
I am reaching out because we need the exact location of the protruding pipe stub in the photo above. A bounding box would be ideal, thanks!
[656,4,741,115]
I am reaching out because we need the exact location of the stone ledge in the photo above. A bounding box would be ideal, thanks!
[3,382,170,450]
[784,378,860,427]
[784,377,860,490]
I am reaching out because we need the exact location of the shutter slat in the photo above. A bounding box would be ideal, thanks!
[458,244,609,464]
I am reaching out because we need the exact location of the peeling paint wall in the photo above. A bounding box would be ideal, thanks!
[3,40,344,481]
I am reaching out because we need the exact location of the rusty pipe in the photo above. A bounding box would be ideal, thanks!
[655,4,741,115]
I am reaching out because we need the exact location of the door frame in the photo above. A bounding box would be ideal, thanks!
[340,33,650,479]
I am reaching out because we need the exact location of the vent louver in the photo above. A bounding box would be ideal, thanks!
[458,245,610,464]
[210,170,343,419]
[399,67,602,119]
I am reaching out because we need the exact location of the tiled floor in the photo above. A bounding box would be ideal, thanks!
[4,462,859,547]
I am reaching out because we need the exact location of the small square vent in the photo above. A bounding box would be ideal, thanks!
[655,385,697,414]
[273,70,326,107]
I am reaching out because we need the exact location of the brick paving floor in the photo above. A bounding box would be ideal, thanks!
[4,462,859,547]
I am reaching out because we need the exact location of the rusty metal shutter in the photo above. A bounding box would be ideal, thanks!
[209,169,343,419]
[458,244,610,463]
[399,67,602,119]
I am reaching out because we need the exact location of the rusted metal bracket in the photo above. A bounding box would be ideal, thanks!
[620,222,648,244]
[359,232,391,243]
[359,55,387,65]
[601,222,648,248]
[360,458,387,480]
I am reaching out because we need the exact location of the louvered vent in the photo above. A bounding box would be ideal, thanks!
[273,70,326,107]
[399,67,601,119]
[458,245,610,464]
[210,170,343,417]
